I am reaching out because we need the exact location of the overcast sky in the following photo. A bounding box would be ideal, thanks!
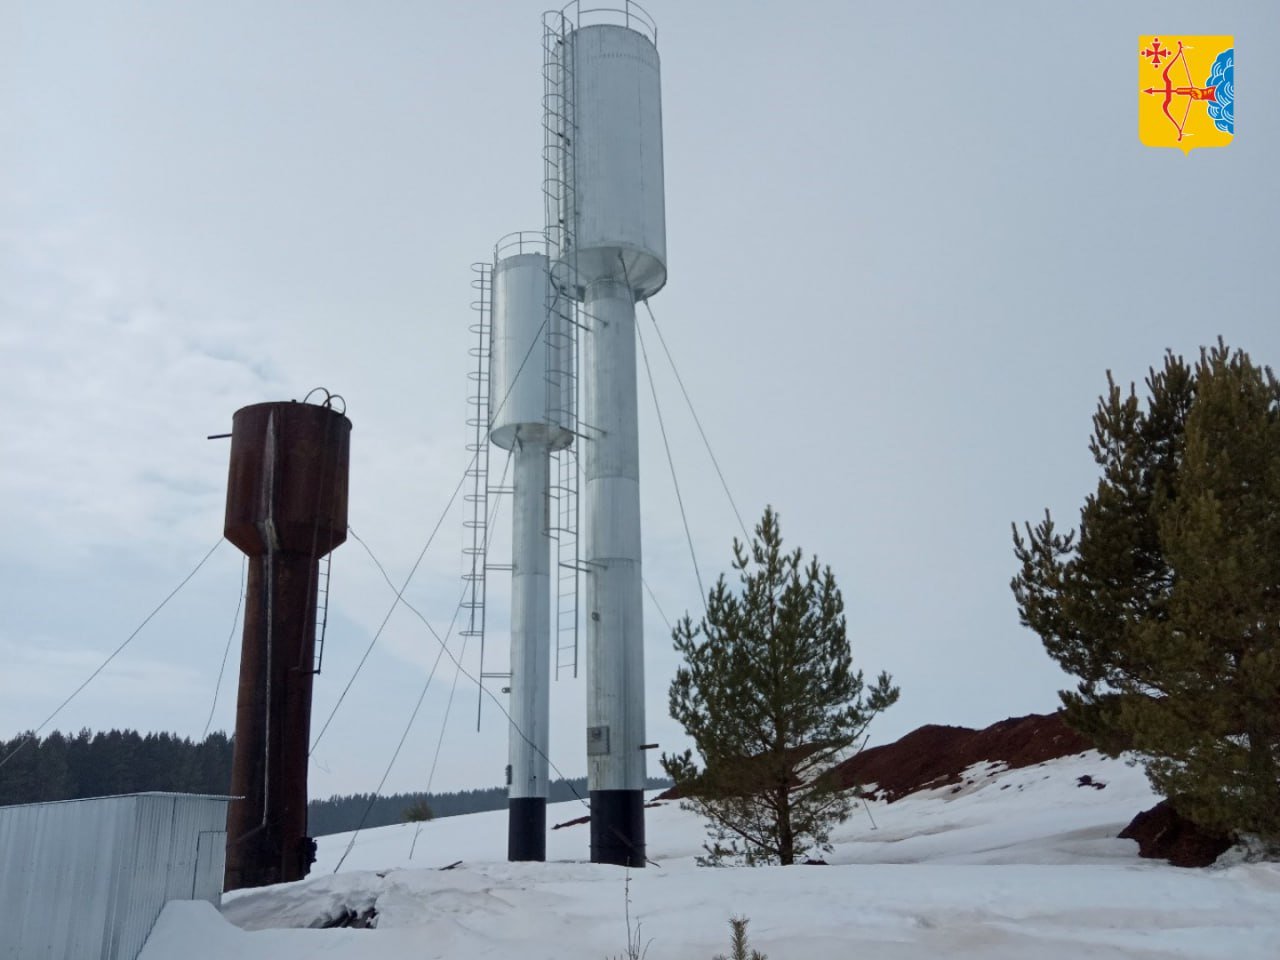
[2,1,1277,801]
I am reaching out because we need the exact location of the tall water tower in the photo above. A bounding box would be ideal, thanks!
[487,232,574,860]
[221,395,350,890]
[543,1,666,867]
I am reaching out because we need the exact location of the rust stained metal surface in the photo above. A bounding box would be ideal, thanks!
[223,400,350,557]
[221,399,351,891]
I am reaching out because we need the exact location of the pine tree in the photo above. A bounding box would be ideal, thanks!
[714,917,767,960]
[1013,341,1280,846]
[34,731,72,801]
[401,797,434,823]
[662,506,899,865]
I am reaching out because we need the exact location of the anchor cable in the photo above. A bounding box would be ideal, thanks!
[309,314,550,753]
[0,538,225,771]
[309,467,466,756]
[637,316,707,610]
[337,513,592,871]
[202,554,247,739]
[340,454,513,866]
[642,299,750,542]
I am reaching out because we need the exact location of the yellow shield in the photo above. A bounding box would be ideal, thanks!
[1139,35,1234,153]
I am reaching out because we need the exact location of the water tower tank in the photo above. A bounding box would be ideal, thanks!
[223,401,350,556]
[564,22,666,297]
[488,233,574,451]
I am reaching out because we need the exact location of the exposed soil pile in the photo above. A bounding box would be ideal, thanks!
[828,712,1093,802]
[654,712,1239,868]
[656,712,1091,803]
[1118,800,1233,867]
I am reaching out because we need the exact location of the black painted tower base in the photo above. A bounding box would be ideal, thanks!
[590,789,646,867]
[508,797,547,861]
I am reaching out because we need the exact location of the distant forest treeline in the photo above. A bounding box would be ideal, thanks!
[310,775,674,837]
[0,730,670,836]
[0,729,235,806]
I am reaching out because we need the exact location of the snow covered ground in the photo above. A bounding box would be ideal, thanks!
[140,751,1280,959]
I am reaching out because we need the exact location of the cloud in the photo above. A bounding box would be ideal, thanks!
[1205,49,1234,135]
[0,222,284,566]
[0,635,212,735]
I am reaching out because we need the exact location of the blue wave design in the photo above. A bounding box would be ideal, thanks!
[1205,49,1234,135]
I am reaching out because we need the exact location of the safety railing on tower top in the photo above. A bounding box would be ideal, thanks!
[550,0,658,45]
[494,229,550,261]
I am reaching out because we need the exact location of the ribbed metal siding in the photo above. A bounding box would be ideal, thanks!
[566,23,667,297]
[0,793,228,960]
[489,250,572,449]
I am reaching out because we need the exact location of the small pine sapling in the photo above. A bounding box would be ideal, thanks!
[714,916,767,960]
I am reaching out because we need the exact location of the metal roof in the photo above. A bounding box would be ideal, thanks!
[0,792,229,960]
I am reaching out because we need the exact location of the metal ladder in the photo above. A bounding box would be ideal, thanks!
[548,297,580,680]
[464,262,512,729]
[312,552,331,673]
[543,10,585,680]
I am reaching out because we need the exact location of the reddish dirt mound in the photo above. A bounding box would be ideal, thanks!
[658,712,1091,804]
[654,712,1237,868]
[1118,800,1232,867]
[828,712,1093,802]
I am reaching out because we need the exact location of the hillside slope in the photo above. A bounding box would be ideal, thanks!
[138,742,1280,959]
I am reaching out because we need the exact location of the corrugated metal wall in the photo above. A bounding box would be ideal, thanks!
[0,793,228,960]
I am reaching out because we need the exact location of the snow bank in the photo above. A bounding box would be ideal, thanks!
[139,752,1280,960]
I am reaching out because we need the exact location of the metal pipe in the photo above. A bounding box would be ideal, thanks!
[259,412,276,831]
[507,438,552,860]
[581,277,646,866]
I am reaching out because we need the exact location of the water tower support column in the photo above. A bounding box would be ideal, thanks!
[508,437,552,860]
[226,550,319,888]
[582,277,646,867]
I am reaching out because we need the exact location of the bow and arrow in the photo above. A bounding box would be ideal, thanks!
[1143,40,1218,142]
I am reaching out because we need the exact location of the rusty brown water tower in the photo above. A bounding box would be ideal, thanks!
[221,395,350,890]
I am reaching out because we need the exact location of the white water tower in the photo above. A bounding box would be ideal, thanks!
[543,0,666,867]
[486,231,573,861]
